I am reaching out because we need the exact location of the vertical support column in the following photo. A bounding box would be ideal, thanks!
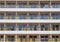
[4,23,6,31]
[50,12,52,19]
[39,1,40,8]
[4,12,6,19]
[50,0,52,8]
[50,23,52,31]
[48,24,50,31]
[39,12,41,19]
[40,24,41,31]
[4,34,5,42]
[27,1,29,8]
[27,23,29,31]
[38,12,40,19]
[16,23,18,31]
[39,34,41,42]
[16,0,17,8]
[38,24,41,31]
[16,12,17,19]
[50,35,52,42]
[4,0,6,8]
[15,35,17,42]
[27,12,29,19]
[27,34,29,42]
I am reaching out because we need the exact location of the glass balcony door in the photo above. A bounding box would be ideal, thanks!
[29,14,38,19]
[18,4,27,8]
[40,14,49,19]
[51,14,60,19]
[51,24,59,31]
[41,3,49,8]
[8,36,15,42]
[7,24,15,31]
[0,24,4,30]
[41,36,48,42]
[7,14,16,19]
[0,14,4,19]
[18,24,27,31]
[41,24,49,31]
[20,14,27,19]
[29,24,38,31]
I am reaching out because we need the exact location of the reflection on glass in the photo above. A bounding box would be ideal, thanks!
[52,3,60,8]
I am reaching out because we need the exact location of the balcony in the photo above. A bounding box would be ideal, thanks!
[0,23,59,31]
[0,34,60,42]
[0,12,59,20]
[0,1,60,8]
[0,13,60,20]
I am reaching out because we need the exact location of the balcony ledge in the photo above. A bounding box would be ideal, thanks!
[0,31,60,34]
[0,19,59,23]
[0,8,60,12]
